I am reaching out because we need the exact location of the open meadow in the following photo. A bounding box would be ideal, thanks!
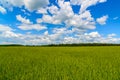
[0,46,120,80]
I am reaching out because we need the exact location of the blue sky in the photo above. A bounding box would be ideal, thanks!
[0,0,120,45]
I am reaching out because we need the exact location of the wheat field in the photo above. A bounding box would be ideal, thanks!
[0,46,120,80]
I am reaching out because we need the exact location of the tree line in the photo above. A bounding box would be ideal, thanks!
[0,43,120,47]
[44,43,120,47]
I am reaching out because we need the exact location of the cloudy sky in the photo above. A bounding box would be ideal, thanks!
[0,0,120,45]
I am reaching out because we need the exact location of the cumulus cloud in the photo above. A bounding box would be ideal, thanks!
[97,15,108,25]
[63,37,81,44]
[0,0,107,32]
[84,32,101,38]
[0,6,6,14]
[108,33,116,38]
[36,19,43,23]
[0,24,23,39]
[8,0,23,7]
[0,0,23,11]
[16,14,47,31]
[1,0,118,45]
[70,0,107,13]
[2,31,22,38]
[18,24,47,31]
[24,0,49,11]
[36,8,48,14]
[0,24,120,45]
[83,32,101,42]
[0,0,49,11]
[37,1,96,30]
[0,24,12,32]
[16,15,32,24]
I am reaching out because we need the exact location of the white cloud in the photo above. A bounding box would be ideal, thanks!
[42,15,54,23]
[65,10,96,29]
[70,0,107,13]
[40,1,74,25]
[0,0,107,32]
[46,28,67,42]
[21,9,31,16]
[8,0,23,7]
[99,38,120,43]
[96,15,108,25]
[99,0,107,3]
[108,33,116,38]
[70,0,81,5]
[47,5,59,15]
[36,19,43,23]
[62,32,120,44]
[63,37,80,44]
[2,31,22,38]
[39,1,96,30]
[16,15,32,24]
[0,25,120,45]
[0,24,12,32]
[0,6,6,14]
[1,0,118,45]
[84,32,101,42]
[16,15,47,31]
[18,24,47,31]
[44,31,49,36]
[0,0,23,11]
[0,24,23,39]
[85,32,101,38]
[36,8,47,14]
[0,0,49,11]
[23,0,49,11]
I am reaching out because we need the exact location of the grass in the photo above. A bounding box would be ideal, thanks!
[0,46,120,80]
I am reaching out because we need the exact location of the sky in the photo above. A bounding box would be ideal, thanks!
[0,0,120,45]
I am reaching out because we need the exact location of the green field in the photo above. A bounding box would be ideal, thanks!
[0,46,120,80]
